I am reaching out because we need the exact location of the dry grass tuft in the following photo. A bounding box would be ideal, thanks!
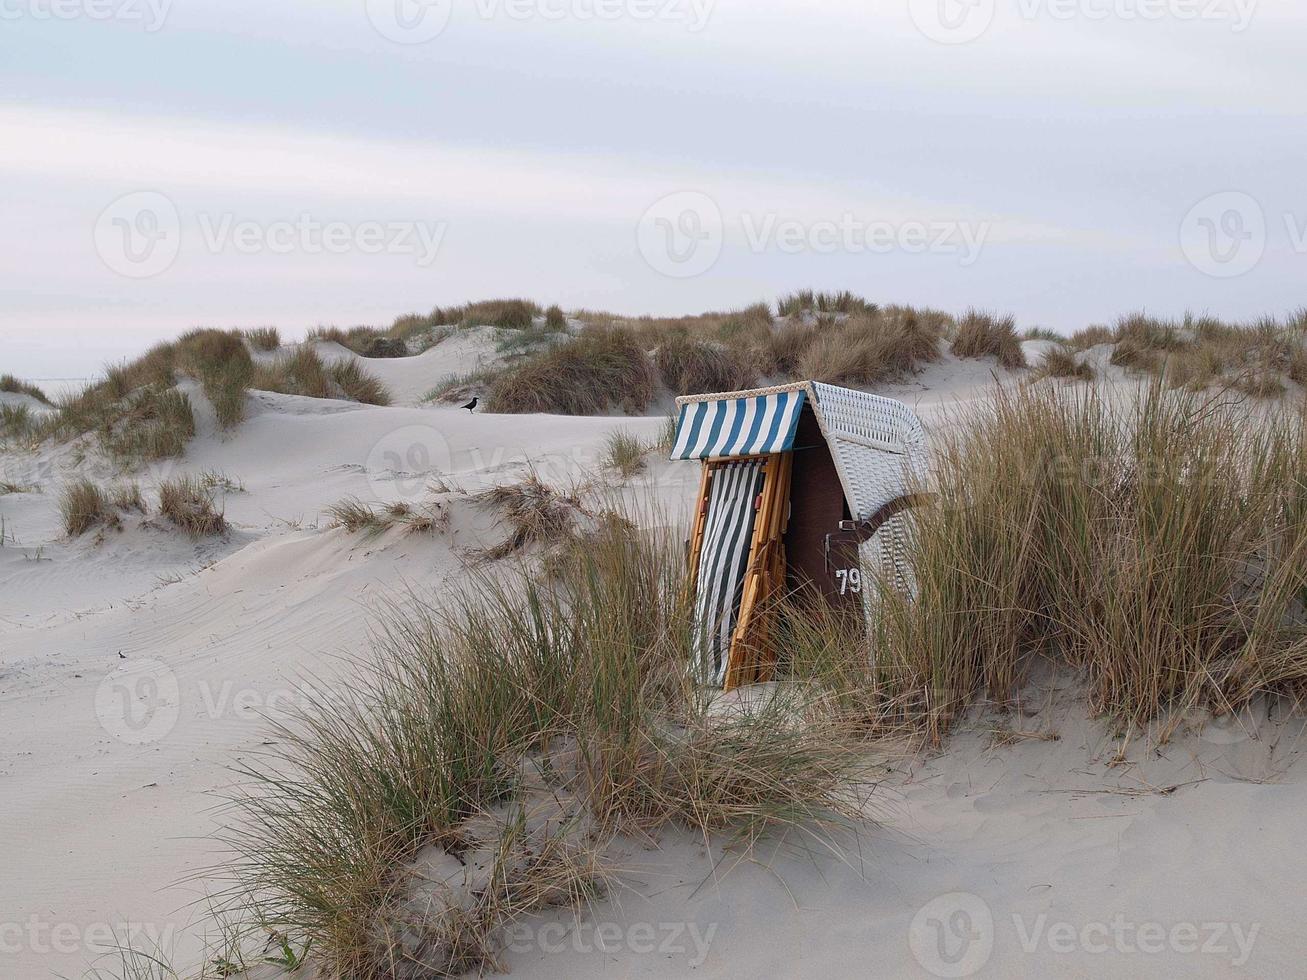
[1,404,36,442]
[796,310,942,385]
[1035,345,1095,382]
[655,336,757,395]
[158,476,228,537]
[176,328,255,429]
[776,290,876,317]
[473,475,585,559]
[59,479,114,537]
[242,326,281,351]
[1067,325,1115,350]
[252,347,334,400]
[545,305,567,331]
[486,328,656,415]
[330,359,393,406]
[602,429,647,477]
[59,479,145,536]
[425,366,504,404]
[98,387,197,464]
[950,311,1027,368]
[328,497,448,537]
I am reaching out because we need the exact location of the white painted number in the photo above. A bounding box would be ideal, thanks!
[835,567,861,595]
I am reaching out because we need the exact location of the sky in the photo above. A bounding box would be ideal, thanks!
[3,0,1305,380]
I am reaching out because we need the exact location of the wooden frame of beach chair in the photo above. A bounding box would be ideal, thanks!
[672,381,930,691]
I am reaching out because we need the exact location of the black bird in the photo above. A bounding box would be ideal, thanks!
[461,397,478,414]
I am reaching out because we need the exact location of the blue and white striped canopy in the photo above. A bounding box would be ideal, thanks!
[670,390,807,460]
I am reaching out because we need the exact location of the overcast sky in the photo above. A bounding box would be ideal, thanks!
[4,0,1304,379]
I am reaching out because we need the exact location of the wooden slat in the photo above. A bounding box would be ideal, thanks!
[684,462,714,603]
[722,452,793,691]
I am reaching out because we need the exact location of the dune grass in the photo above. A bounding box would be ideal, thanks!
[1067,324,1115,350]
[242,326,281,351]
[1,403,36,442]
[486,328,657,415]
[855,380,1307,743]
[59,479,144,537]
[425,366,504,404]
[776,289,877,317]
[251,347,333,399]
[949,310,1027,368]
[654,336,758,396]
[796,309,943,385]
[1105,312,1304,396]
[158,476,227,537]
[329,359,392,406]
[1034,345,1095,382]
[224,519,870,978]
[327,497,448,537]
[99,387,197,464]
[0,373,51,404]
[602,429,647,477]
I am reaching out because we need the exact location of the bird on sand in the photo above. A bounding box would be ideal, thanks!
[461,397,478,414]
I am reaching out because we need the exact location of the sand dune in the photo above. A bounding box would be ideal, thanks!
[3,332,1306,979]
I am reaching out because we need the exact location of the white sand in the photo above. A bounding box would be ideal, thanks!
[3,345,1306,978]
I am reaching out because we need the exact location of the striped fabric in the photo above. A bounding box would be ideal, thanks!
[670,390,807,460]
[693,459,766,684]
